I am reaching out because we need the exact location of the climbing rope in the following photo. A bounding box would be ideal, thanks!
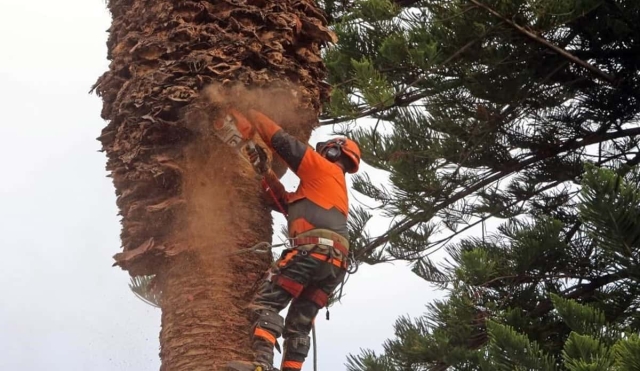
[227,241,288,256]
[312,323,318,371]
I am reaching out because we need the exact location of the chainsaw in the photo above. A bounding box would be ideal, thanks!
[213,110,269,175]
[212,109,288,215]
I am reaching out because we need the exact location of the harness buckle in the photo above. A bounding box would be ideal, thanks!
[316,237,335,247]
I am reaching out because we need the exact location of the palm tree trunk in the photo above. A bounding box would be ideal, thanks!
[156,142,275,370]
[92,0,334,369]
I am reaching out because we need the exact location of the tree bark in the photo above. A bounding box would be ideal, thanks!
[156,142,274,370]
[92,0,334,369]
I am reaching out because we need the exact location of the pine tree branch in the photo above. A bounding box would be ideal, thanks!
[438,269,633,367]
[393,0,421,6]
[468,0,616,84]
[319,37,483,126]
[356,126,640,261]
[564,221,582,244]
[419,178,566,263]
[573,49,640,59]
[530,269,632,317]
[480,273,586,288]
[319,88,429,126]
[326,0,425,25]
[562,152,640,245]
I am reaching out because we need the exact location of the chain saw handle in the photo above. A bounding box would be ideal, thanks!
[246,143,269,175]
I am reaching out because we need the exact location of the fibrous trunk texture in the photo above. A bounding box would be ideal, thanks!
[92,0,334,369]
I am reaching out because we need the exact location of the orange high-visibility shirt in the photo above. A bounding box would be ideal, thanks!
[248,109,349,239]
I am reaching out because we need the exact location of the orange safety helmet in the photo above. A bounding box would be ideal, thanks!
[315,137,361,173]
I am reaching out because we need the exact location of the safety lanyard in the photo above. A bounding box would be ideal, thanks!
[260,176,288,217]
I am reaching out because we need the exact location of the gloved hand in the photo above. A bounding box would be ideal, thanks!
[247,144,269,175]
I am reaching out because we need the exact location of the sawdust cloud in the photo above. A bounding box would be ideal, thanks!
[177,81,310,275]
[155,81,316,366]
[198,81,312,138]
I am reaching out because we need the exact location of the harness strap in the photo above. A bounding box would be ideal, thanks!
[278,248,345,269]
[292,236,348,257]
[301,287,329,308]
[277,249,299,268]
[273,275,304,297]
[310,252,344,269]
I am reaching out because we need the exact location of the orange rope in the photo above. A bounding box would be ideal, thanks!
[261,177,288,217]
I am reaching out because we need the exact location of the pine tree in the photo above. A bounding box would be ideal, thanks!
[345,165,640,370]
[320,0,640,279]
[319,2,640,369]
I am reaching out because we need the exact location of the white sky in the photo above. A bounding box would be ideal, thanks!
[0,1,442,370]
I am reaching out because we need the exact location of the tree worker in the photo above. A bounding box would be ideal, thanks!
[222,108,361,371]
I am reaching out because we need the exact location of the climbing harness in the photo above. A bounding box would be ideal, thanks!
[251,175,361,371]
[231,239,321,371]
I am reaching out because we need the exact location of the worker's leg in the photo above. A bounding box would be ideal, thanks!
[280,297,319,371]
[225,276,291,371]
[279,260,347,371]
[249,250,324,368]
[249,277,291,368]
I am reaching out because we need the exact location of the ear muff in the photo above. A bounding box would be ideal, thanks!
[324,146,342,162]
[316,139,344,163]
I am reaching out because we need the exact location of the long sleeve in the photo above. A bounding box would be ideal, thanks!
[247,109,331,182]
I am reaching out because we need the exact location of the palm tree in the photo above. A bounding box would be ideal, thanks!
[92,1,336,369]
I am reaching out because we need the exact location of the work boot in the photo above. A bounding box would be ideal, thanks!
[224,360,279,371]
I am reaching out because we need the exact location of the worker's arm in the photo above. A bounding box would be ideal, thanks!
[261,169,289,215]
[247,109,327,180]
